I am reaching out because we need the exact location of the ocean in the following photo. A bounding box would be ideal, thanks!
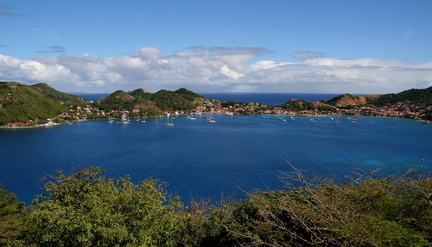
[1,94,431,205]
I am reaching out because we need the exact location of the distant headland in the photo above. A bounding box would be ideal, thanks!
[1,81,431,128]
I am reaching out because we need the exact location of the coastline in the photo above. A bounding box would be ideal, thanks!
[2,113,430,130]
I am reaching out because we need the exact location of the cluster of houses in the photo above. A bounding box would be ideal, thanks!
[192,100,432,120]
[345,102,432,119]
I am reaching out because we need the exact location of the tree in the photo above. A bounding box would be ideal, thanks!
[0,184,26,245]
[213,166,432,246]
[25,167,184,246]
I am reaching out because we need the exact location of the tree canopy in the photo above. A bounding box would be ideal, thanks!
[1,166,431,246]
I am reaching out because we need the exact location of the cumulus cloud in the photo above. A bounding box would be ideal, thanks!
[0,47,431,94]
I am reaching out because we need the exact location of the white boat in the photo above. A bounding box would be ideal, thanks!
[108,116,114,124]
[188,115,197,120]
[166,115,174,126]
[207,113,216,123]
[154,118,160,125]
[120,113,130,125]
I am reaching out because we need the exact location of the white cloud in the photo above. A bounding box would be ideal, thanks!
[0,47,431,94]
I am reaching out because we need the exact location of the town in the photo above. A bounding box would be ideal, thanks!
[5,98,432,128]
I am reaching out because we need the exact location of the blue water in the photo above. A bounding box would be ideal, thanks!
[77,93,341,104]
[1,115,431,205]
[76,93,110,101]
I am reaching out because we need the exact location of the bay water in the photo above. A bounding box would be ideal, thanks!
[1,114,431,205]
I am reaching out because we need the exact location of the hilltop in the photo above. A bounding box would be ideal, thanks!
[30,83,89,106]
[324,86,432,107]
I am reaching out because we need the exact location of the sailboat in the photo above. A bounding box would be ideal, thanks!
[166,114,174,126]
[207,113,216,123]
[154,118,160,125]
[120,112,130,125]
[108,115,114,124]
[334,116,341,125]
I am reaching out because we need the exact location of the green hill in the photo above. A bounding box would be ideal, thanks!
[0,82,68,125]
[129,88,152,100]
[96,88,205,114]
[367,86,432,106]
[324,87,432,107]
[30,83,89,106]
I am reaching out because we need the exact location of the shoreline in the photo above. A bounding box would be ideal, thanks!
[2,113,430,130]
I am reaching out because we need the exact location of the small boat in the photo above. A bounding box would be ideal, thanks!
[207,113,216,123]
[120,113,130,125]
[166,116,174,127]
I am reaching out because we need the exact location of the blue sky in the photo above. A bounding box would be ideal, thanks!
[1,0,431,94]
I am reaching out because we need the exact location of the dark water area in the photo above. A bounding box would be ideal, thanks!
[76,93,110,101]
[1,115,431,205]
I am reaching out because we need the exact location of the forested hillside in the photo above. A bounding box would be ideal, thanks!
[30,83,89,106]
[368,86,432,106]
[95,87,205,116]
[0,82,68,125]
[0,82,206,125]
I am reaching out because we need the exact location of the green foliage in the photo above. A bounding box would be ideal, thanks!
[1,166,432,246]
[96,88,202,114]
[221,100,246,107]
[30,83,88,106]
[0,82,68,125]
[369,86,432,106]
[0,184,27,244]
[25,167,187,246]
[151,89,196,111]
[421,110,432,120]
[281,99,315,111]
[215,168,432,246]
[174,88,204,102]
[96,90,136,110]
[129,88,152,100]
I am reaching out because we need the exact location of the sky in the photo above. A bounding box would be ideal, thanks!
[0,0,431,94]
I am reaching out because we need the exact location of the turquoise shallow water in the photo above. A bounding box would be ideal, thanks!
[1,115,431,204]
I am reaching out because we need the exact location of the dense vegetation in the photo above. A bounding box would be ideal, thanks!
[1,166,431,246]
[0,82,206,124]
[368,86,432,106]
[0,82,68,125]
[96,88,205,115]
[30,83,88,106]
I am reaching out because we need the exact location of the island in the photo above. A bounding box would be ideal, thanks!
[1,81,431,128]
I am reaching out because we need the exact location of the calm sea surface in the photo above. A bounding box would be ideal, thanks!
[2,92,432,204]
[1,114,431,205]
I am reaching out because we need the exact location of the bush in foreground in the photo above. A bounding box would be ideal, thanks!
[1,166,431,246]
